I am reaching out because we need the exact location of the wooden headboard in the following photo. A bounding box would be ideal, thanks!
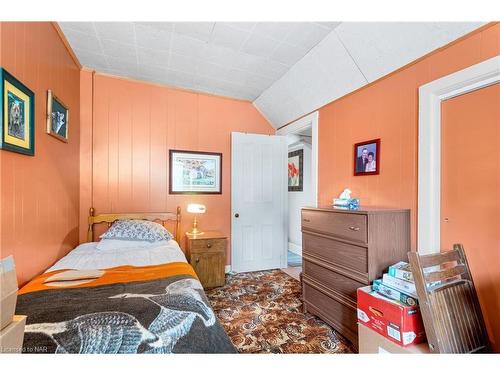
[87,207,182,244]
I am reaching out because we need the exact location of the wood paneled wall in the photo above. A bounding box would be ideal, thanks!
[80,74,274,262]
[0,22,81,285]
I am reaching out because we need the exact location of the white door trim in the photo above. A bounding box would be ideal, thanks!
[277,111,319,207]
[418,55,500,254]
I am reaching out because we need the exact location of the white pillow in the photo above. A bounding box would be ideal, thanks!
[96,239,169,251]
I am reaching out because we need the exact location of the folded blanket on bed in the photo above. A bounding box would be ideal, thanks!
[16,263,236,354]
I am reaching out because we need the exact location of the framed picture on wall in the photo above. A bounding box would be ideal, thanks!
[46,90,69,142]
[169,150,222,194]
[0,68,35,156]
[288,149,303,191]
[354,138,380,176]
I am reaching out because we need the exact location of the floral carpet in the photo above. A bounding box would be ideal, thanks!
[205,269,354,354]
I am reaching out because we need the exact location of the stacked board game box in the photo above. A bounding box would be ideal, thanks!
[373,261,418,305]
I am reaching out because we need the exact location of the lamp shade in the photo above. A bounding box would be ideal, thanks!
[187,203,206,214]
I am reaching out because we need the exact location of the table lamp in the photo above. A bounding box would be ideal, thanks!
[186,203,206,235]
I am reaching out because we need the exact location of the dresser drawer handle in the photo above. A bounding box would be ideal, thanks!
[303,219,311,222]
[349,226,360,231]
[195,258,200,263]
[206,242,212,248]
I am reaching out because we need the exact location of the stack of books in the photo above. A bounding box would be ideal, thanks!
[372,261,419,306]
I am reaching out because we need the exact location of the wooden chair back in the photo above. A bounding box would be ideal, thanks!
[408,244,490,353]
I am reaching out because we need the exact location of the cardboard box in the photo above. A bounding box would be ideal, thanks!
[0,256,18,330]
[357,286,426,347]
[0,315,26,353]
[358,323,429,354]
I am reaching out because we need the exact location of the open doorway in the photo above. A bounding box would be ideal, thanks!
[276,112,318,279]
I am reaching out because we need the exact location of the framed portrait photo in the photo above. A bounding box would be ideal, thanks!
[169,150,222,194]
[288,149,303,191]
[47,90,69,142]
[0,68,35,156]
[354,138,380,176]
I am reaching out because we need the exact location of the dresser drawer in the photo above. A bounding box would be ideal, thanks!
[303,260,365,302]
[303,232,368,274]
[190,238,226,253]
[303,283,358,345]
[302,210,367,244]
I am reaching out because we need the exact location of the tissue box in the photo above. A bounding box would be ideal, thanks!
[1,256,18,330]
[0,315,26,353]
[357,286,426,347]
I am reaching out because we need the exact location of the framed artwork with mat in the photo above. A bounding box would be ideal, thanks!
[0,68,35,156]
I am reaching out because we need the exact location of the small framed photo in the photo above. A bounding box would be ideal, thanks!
[0,68,35,156]
[169,150,222,194]
[354,138,380,176]
[288,149,303,191]
[47,90,69,142]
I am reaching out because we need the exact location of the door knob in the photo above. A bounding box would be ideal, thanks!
[234,213,239,218]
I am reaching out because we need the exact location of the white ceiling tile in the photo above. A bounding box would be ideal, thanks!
[169,53,199,74]
[94,22,136,43]
[134,22,175,33]
[173,22,215,42]
[316,22,341,30]
[171,33,207,58]
[135,24,172,51]
[73,49,108,70]
[137,47,169,68]
[63,29,102,54]
[210,23,250,50]
[253,22,298,41]
[59,22,96,36]
[101,39,136,60]
[136,64,168,79]
[285,23,331,50]
[256,59,289,79]
[106,55,138,74]
[222,22,256,32]
[241,33,280,58]
[270,43,306,64]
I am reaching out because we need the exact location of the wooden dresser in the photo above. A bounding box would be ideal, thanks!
[186,231,227,289]
[301,206,410,347]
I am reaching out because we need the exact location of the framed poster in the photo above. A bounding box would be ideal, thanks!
[0,68,35,156]
[169,149,222,194]
[288,149,303,191]
[47,90,69,142]
[354,138,380,176]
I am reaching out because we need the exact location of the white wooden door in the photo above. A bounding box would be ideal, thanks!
[231,132,287,273]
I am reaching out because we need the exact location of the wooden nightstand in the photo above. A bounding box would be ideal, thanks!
[185,231,227,289]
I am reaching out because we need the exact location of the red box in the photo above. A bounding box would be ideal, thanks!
[357,286,426,347]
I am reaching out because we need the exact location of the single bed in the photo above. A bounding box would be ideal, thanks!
[15,208,236,354]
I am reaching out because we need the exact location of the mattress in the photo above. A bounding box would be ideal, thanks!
[46,240,187,273]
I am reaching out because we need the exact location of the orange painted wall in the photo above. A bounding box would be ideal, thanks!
[0,22,81,285]
[441,83,500,351]
[80,73,274,262]
[317,23,500,250]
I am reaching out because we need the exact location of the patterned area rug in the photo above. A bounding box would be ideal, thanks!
[205,269,354,354]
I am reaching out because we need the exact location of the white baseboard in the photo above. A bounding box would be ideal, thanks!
[288,242,302,255]
[225,265,231,274]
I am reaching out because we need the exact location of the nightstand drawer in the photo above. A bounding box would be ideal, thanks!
[190,238,226,253]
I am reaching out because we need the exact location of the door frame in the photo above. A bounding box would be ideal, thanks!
[418,55,500,254]
[277,111,319,207]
